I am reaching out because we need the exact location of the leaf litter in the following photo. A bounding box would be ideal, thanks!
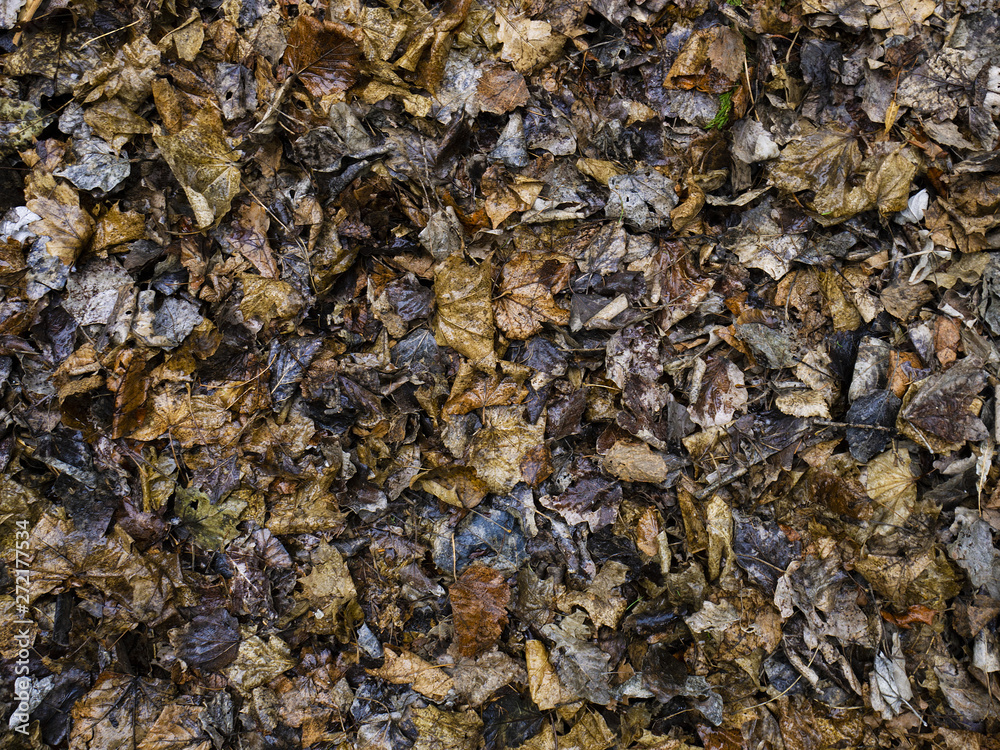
[2,0,1000,748]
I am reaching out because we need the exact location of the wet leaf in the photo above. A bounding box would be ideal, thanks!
[494,251,572,339]
[175,487,247,551]
[434,254,497,370]
[450,564,510,658]
[153,107,241,229]
[281,16,361,98]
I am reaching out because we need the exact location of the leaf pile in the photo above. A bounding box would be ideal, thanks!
[2,0,1000,748]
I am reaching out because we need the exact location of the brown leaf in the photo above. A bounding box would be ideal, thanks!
[449,564,510,658]
[664,26,746,94]
[153,107,241,229]
[411,705,483,750]
[602,441,673,484]
[137,703,212,750]
[494,251,572,339]
[526,639,572,710]
[687,356,748,429]
[467,406,546,493]
[109,347,150,439]
[477,63,529,114]
[444,372,527,416]
[900,357,987,445]
[372,646,455,701]
[482,165,545,228]
[497,13,566,74]
[93,203,147,254]
[434,254,497,370]
[70,673,174,750]
[281,16,361,99]
[27,183,95,267]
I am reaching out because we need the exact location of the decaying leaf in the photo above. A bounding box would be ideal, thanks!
[154,108,241,229]
[688,356,748,429]
[900,357,987,448]
[468,406,548,492]
[372,647,455,701]
[280,16,361,98]
[494,251,572,339]
[449,564,511,658]
[434,254,497,370]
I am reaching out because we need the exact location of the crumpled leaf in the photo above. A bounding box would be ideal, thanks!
[664,26,746,94]
[434,254,497,370]
[605,168,677,230]
[497,12,565,74]
[153,107,241,229]
[296,541,358,633]
[449,564,510,658]
[412,705,483,750]
[846,390,901,463]
[557,561,628,629]
[540,476,621,531]
[27,182,95,283]
[30,513,182,626]
[602,441,676,484]
[55,135,130,192]
[467,406,547,493]
[863,0,934,35]
[526,639,574,710]
[1,97,49,159]
[223,632,296,695]
[137,702,212,750]
[948,508,1000,599]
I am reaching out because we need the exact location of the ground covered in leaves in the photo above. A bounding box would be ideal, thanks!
[1,0,1000,747]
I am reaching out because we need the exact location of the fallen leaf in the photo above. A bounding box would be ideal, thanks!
[493,251,572,339]
[467,406,547,492]
[153,107,241,229]
[281,16,361,98]
[687,356,748,429]
[372,647,455,701]
[449,564,510,658]
[434,254,497,370]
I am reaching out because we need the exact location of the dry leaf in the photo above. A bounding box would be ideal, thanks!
[688,356,748,429]
[372,647,455,701]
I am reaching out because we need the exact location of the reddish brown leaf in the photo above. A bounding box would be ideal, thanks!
[281,16,361,99]
[449,564,510,658]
